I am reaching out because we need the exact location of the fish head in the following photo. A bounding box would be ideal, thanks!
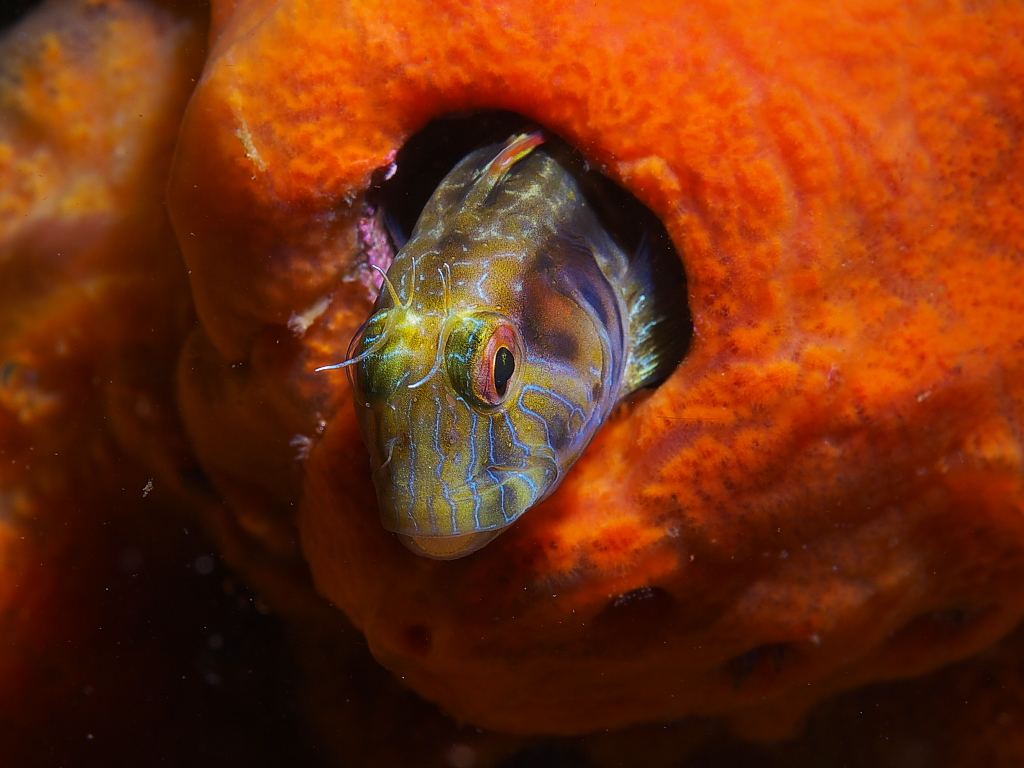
[349,134,631,559]
[352,286,574,558]
[351,236,628,557]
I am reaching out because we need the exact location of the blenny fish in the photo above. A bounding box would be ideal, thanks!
[328,132,683,559]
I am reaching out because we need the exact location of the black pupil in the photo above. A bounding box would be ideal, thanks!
[493,347,515,397]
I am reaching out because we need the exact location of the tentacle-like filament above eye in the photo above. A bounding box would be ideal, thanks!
[407,254,418,305]
[315,265,402,373]
[374,264,402,308]
[407,325,447,389]
[314,317,387,372]
[403,262,454,390]
[438,263,454,316]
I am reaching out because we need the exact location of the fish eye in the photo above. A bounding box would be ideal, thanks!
[473,320,519,406]
[493,346,515,397]
[445,313,523,409]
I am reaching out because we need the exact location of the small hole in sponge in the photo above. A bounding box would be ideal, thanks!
[727,643,791,689]
[887,606,987,652]
[890,607,980,646]
[871,605,993,677]
[402,624,432,657]
[912,607,971,630]
[593,586,680,647]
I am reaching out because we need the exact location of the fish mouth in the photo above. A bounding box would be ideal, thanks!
[374,462,559,539]
[397,530,505,560]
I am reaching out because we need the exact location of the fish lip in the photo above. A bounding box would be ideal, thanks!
[398,529,504,560]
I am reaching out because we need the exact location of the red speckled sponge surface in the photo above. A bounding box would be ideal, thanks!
[2,0,1024,764]
[164,0,1024,740]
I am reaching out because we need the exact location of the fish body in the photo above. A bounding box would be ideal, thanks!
[349,133,677,558]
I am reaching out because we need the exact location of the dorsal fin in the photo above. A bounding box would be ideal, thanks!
[464,131,545,207]
[621,234,690,393]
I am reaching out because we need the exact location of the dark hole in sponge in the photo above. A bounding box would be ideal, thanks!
[887,606,982,651]
[368,110,692,387]
[402,624,432,657]
[913,607,971,629]
[872,605,989,676]
[727,643,791,689]
[592,585,680,646]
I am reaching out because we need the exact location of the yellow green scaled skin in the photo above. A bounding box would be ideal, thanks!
[347,134,670,559]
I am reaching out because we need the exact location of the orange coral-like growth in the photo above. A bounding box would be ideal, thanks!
[0,0,209,758]
[165,0,1024,738]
